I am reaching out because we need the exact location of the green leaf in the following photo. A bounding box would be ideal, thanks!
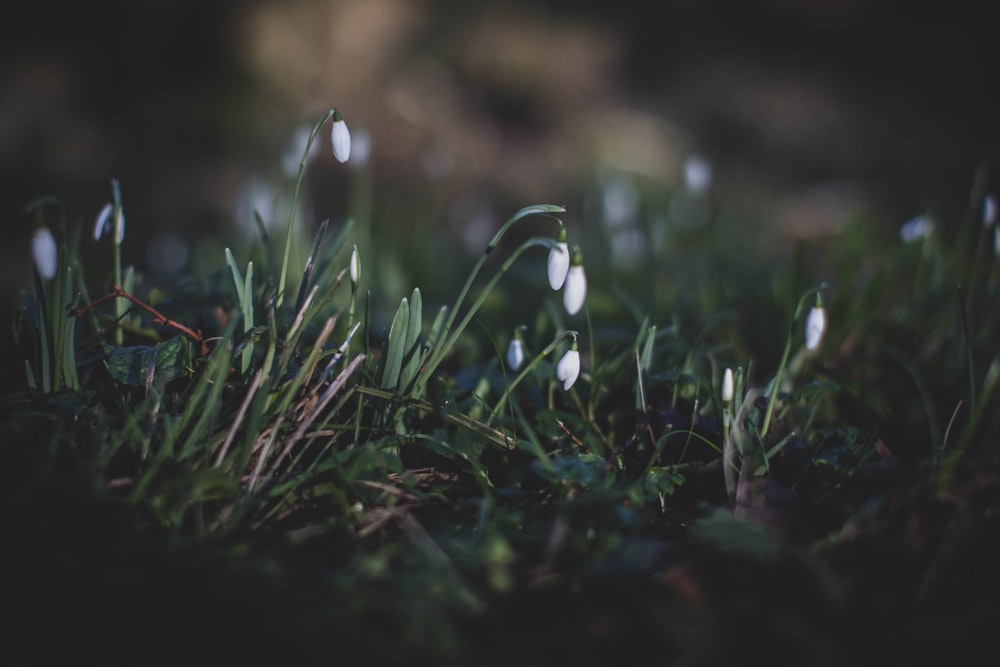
[380,297,409,390]
[105,336,191,386]
[399,288,423,390]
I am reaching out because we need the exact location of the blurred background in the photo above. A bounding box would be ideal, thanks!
[2,0,998,383]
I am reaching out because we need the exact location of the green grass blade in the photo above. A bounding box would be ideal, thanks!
[381,297,410,391]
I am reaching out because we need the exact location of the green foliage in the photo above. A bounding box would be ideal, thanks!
[5,110,1000,664]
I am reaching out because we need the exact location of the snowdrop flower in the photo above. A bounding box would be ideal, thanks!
[547,227,569,290]
[804,305,826,351]
[899,215,933,243]
[350,244,361,285]
[32,227,57,280]
[506,329,525,372]
[330,110,351,163]
[984,194,997,228]
[683,154,712,197]
[722,367,734,404]
[93,179,125,243]
[562,246,587,316]
[556,338,581,390]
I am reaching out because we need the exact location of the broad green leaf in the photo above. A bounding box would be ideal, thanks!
[380,297,409,390]
[104,336,191,386]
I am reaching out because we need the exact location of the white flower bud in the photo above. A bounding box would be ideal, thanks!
[556,346,580,390]
[547,241,569,290]
[330,111,351,164]
[984,194,997,228]
[94,203,113,240]
[804,306,826,351]
[32,227,58,280]
[506,337,525,372]
[563,264,587,316]
[722,367,734,403]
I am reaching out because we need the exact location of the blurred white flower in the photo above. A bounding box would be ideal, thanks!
[547,228,569,290]
[899,215,933,242]
[683,154,712,197]
[93,180,125,244]
[804,306,826,351]
[32,227,57,280]
[600,174,640,230]
[722,367,734,403]
[556,345,580,390]
[563,263,587,316]
[506,336,525,372]
[330,111,351,163]
[350,244,361,285]
[984,194,997,227]
[282,123,321,178]
[348,127,371,170]
[93,203,112,241]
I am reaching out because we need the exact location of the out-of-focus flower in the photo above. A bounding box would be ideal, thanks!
[556,340,581,390]
[984,194,997,227]
[93,179,125,243]
[562,246,587,316]
[804,306,826,351]
[506,331,525,372]
[348,127,371,170]
[350,244,361,285]
[32,227,57,280]
[722,367,734,403]
[547,227,569,290]
[330,110,351,163]
[282,123,321,178]
[899,215,933,243]
[683,154,712,197]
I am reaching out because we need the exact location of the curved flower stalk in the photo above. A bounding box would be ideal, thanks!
[278,107,350,309]
[556,335,581,390]
[410,204,566,399]
[32,227,57,280]
[547,227,569,290]
[562,245,587,316]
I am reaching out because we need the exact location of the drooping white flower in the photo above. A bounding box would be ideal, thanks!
[899,215,933,243]
[556,343,580,391]
[984,194,997,227]
[722,367,734,403]
[350,244,361,285]
[804,306,826,351]
[94,203,112,241]
[330,110,351,163]
[562,246,587,316]
[506,336,525,372]
[547,227,569,290]
[32,227,58,280]
[94,179,125,243]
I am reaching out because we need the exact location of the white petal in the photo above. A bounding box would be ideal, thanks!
[331,119,351,163]
[563,265,587,316]
[506,339,524,371]
[722,368,734,403]
[32,227,58,280]
[556,349,580,390]
[94,203,112,240]
[547,242,569,290]
[899,215,933,242]
[804,307,826,351]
